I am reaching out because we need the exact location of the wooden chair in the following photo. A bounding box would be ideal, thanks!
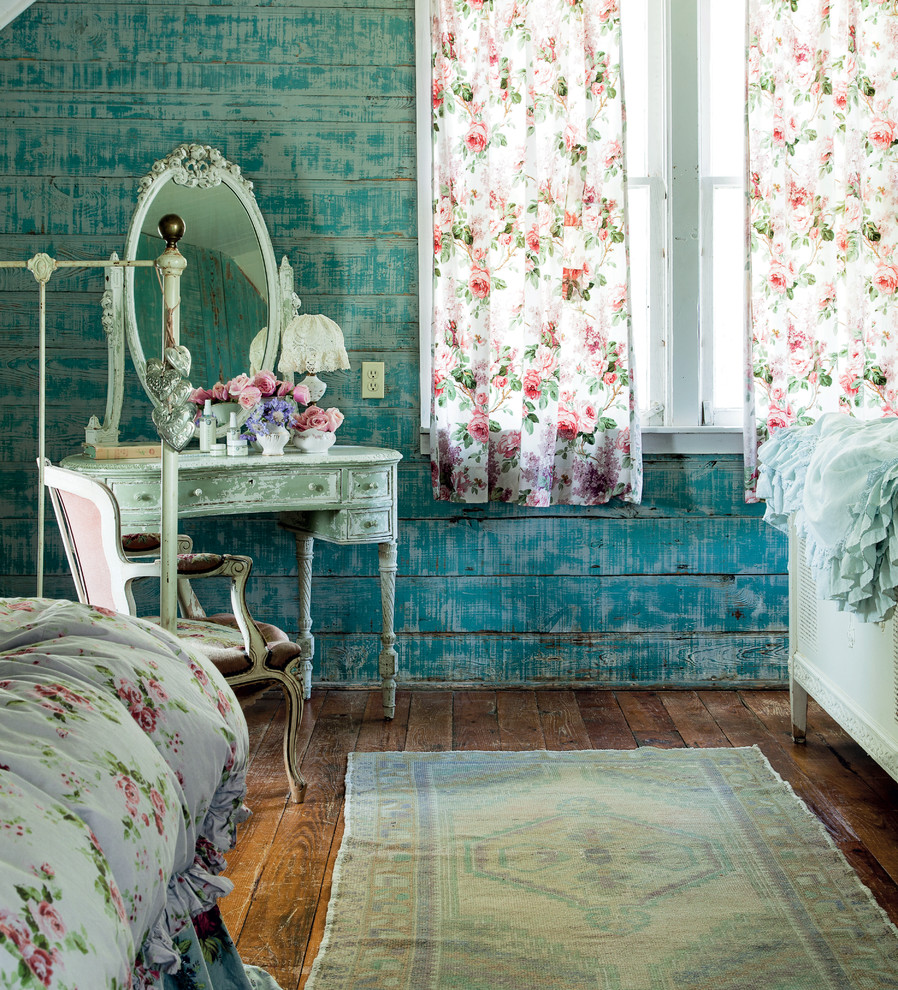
[42,460,308,802]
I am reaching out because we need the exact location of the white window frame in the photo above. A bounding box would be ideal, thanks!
[415,0,744,455]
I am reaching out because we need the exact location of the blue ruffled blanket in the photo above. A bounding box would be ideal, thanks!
[758,413,898,623]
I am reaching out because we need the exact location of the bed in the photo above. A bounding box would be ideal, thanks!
[0,596,280,990]
[758,414,898,782]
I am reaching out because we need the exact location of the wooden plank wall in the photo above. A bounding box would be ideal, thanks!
[0,0,788,687]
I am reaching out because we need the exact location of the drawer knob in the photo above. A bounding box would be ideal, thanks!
[191,488,203,498]
[364,482,378,491]
[309,483,324,492]
[136,493,152,503]
[363,519,377,529]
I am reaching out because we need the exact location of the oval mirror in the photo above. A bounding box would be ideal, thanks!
[124,146,281,423]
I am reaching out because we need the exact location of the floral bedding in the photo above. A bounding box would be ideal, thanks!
[0,597,280,990]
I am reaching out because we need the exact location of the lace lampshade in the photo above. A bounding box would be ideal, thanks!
[278,314,350,402]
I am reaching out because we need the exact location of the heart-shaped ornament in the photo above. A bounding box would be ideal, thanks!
[146,359,182,403]
[164,345,191,378]
[152,403,196,451]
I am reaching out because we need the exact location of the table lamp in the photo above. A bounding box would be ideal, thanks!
[277,313,350,403]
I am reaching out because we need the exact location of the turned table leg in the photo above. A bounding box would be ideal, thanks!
[378,540,398,719]
[294,535,314,701]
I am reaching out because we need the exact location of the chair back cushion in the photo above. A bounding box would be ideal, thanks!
[55,489,119,610]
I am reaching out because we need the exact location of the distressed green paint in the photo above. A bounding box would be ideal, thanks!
[0,0,788,686]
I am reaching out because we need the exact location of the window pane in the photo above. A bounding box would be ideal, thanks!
[620,0,648,178]
[707,1,745,176]
[627,184,651,412]
[712,185,744,413]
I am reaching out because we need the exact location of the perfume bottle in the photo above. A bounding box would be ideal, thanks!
[198,399,216,453]
[226,411,242,456]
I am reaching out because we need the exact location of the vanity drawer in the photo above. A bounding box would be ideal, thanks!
[111,481,160,512]
[347,507,393,540]
[348,468,393,501]
[283,506,393,543]
[179,469,341,510]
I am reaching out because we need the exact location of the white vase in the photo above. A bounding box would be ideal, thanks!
[256,428,291,456]
[291,428,337,454]
[211,401,240,427]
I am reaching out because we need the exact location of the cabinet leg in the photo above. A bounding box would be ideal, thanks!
[378,540,398,719]
[294,535,315,700]
[790,677,808,743]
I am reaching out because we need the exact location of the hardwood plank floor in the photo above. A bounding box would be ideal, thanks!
[220,687,898,989]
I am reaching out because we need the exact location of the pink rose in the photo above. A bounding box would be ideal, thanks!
[767,404,793,430]
[115,680,143,707]
[768,261,794,294]
[467,409,490,443]
[603,371,618,386]
[526,228,540,252]
[522,369,542,400]
[557,406,579,440]
[323,407,344,431]
[225,373,251,395]
[212,381,232,402]
[868,118,896,151]
[252,370,278,395]
[497,432,520,459]
[464,121,488,153]
[432,79,443,110]
[611,283,628,312]
[149,787,167,819]
[469,267,491,299]
[577,402,599,434]
[292,383,311,406]
[0,910,32,950]
[116,774,140,809]
[293,406,331,432]
[145,678,168,704]
[237,385,262,409]
[873,264,898,295]
[22,944,54,986]
[603,139,622,168]
[189,387,215,406]
[129,704,158,734]
[840,370,861,396]
[31,902,66,941]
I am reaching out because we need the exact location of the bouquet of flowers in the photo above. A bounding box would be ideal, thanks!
[291,405,345,434]
[190,370,345,446]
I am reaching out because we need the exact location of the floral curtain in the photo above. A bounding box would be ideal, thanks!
[745,0,898,496]
[428,0,641,506]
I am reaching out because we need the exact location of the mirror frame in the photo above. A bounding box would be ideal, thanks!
[126,144,282,400]
[86,146,300,446]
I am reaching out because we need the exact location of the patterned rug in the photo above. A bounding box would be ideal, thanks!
[305,748,898,989]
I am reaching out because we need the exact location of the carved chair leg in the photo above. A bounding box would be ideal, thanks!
[301,660,312,701]
[278,668,307,803]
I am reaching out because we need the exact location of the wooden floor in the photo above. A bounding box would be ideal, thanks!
[220,687,898,989]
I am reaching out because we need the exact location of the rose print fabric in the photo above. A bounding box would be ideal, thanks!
[0,598,279,990]
[429,0,641,505]
[746,0,898,497]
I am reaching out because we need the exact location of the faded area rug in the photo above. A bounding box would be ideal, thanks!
[305,749,898,989]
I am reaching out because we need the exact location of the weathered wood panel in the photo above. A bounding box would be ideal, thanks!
[0,0,788,688]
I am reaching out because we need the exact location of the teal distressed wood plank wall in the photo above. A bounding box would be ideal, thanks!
[0,0,788,687]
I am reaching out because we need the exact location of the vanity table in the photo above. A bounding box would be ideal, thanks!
[58,145,403,717]
[63,445,402,717]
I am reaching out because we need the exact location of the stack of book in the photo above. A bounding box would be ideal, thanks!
[82,442,163,460]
